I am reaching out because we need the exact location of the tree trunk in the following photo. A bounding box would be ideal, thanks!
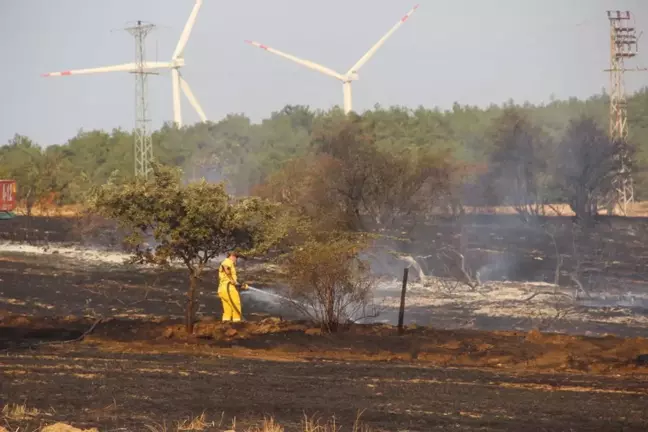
[325,286,336,332]
[186,272,198,334]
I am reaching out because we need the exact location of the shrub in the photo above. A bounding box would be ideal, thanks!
[283,237,376,332]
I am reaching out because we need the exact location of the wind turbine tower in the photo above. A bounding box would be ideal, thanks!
[245,4,419,115]
[126,20,157,178]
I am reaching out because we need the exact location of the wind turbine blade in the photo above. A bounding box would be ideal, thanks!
[171,69,182,126]
[179,75,207,122]
[41,63,139,77]
[172,0,203,59]
[245,40,345,80]
[139,61,174,69]
[347,4,419,74]
[41,61,172,77]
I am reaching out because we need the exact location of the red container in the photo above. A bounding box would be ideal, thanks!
[0,180,17,212]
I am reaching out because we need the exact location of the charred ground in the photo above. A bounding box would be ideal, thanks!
[1,215,648,431]
[1,315,648,431]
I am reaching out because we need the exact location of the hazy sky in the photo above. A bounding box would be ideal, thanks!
[1,0,648,146]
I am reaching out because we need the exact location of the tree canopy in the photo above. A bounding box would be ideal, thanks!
[3,88,648,213]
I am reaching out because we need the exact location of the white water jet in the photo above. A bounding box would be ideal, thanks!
[245,286,367,324]
[246,286,292,303]
[244,286,314,313]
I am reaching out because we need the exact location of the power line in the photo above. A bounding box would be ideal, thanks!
[606,10,640,215]
[124,21,158,179]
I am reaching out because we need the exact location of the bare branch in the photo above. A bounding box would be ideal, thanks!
[438,246,480,290]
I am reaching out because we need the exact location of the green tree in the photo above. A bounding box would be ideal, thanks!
[89,164,287,332]
[4,87,648,211]
[0,135,75,214]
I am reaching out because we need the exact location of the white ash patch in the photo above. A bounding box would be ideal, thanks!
[374,278,648,327]
[0,242,132,265]
[0,242,192,269]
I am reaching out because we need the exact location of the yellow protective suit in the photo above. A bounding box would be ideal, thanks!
[218,257,242,322]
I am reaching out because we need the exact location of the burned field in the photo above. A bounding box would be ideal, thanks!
[2,338,648,431]
[2,315,648,431]
[1,215,648,431]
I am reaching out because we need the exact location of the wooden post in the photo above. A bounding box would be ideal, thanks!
[398,267,409,335]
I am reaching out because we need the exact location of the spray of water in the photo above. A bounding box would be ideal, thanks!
[246,286,293,303]
[244,286,365,323]
[244,286,315,313]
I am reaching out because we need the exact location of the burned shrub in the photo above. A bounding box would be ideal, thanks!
[283,238,377,332]
[555,116,632,224]
[484,108,553,221]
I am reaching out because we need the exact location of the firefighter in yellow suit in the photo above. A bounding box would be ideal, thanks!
[218,252,248,322]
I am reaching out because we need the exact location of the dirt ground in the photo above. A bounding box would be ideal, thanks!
[2,215,648,431]
[0,251,295,323]
[1,315,648,431]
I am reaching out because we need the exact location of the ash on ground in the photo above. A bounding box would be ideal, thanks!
[1,241,647,338]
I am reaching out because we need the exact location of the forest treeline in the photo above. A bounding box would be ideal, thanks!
[2,88,648,219]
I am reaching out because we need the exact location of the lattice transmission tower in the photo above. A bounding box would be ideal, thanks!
[605,11,641,215]
[125,21,158,179]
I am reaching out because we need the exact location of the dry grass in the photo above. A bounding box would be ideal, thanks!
[302,412,372,432]
[1,403,39,421]
[0,423,40,432]
[245,412,371,432]
[144,422,170,432]
[176,412,215,431]
[16,200,648,219]
[145,412,221,432]
[1,403,43,432]
[13,203,81,218]
[141,412,371,432]
[246,417,284,432]
[463,200,648,216]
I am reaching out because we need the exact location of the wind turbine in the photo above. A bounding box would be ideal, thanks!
[245,4,419,115]
[42,0,206,127]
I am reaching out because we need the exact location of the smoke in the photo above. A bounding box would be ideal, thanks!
[183,160,237,194]
[476,252,517,282]
[579,291,648,310]
[398,255,427,282]
[360,243,432,283]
